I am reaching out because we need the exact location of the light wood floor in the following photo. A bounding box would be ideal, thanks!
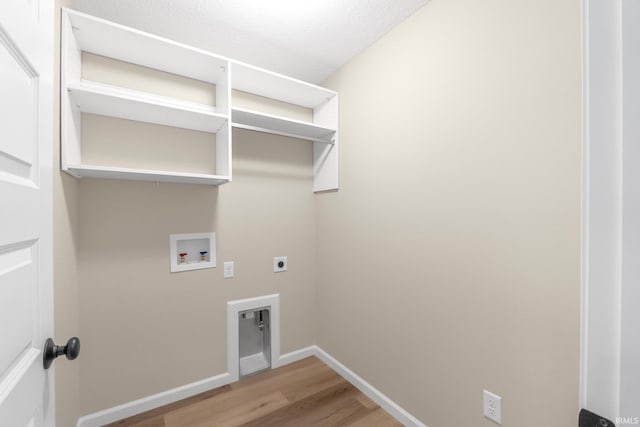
[106,356,403,427]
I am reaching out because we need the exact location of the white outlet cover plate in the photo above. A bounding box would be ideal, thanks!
[274,256,287,272]
[224,261,234,279]
[483,390,502,424]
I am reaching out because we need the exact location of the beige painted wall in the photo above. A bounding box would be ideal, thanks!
[56,0,581,423]
[232,90,312,123]
[54,1,81,427]
[77,126,316,413]
[81,114,218,174]
[316,0,581,426]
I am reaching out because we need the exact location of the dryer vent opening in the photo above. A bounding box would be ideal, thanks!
[239,307,271,378]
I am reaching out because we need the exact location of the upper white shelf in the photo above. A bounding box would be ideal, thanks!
[68,80,227,133]
[232,62,337,109]
[65,9,228,84]
[232,107,335,143]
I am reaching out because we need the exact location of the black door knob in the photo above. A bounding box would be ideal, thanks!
[43,337,80,369]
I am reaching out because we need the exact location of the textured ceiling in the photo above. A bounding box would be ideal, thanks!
[73,0,430,84]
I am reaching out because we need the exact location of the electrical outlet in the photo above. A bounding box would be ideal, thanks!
[483,390,502,424]
[273,256,287,272]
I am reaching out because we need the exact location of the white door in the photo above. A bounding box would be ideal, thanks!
[0,0,55,426]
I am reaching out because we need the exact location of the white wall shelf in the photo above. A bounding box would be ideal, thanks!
[61,9,232,185]
[64,9,229,85]
[68,81,227,133]
[232,107,335,144]
[231,61,339,192]
[66,165,230,185]
[61,9,338,192]
[232,62,335,109]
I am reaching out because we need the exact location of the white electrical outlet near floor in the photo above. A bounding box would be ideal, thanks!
[483,390,502,424]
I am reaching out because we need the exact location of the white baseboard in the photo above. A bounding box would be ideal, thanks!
[75,347,312,427]
[75,372,232,427]
[274,345,315,368]
[313,346,427,427]
[76,346,424,427]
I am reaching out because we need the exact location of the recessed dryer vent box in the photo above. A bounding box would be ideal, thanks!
[170,232,216,273]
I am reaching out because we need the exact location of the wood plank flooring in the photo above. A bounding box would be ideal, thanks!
[106,356,402,427]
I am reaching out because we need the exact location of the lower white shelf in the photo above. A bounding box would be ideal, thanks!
[65,164,230,185]
[232,107,336,143]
